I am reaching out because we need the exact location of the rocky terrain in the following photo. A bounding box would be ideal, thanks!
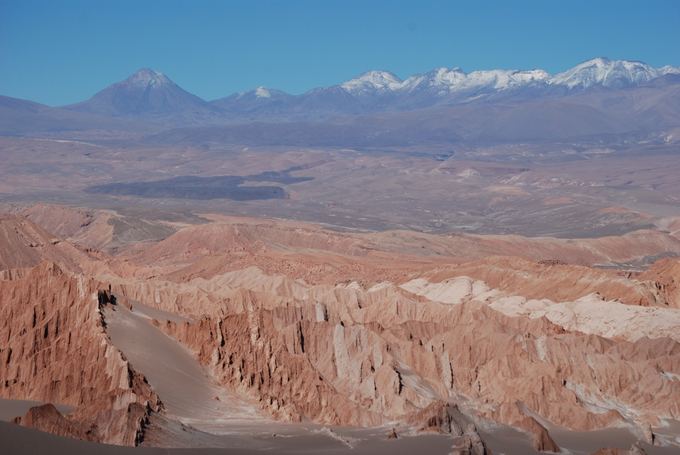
[0,261,162,445]
[1,205,679,454]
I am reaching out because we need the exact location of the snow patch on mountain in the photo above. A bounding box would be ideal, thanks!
[125,68,171,88]
[659,65,680,76]
[340,71,403,94]
[550,58,662,89]
[455,68,549,91]
[337,59,680,97]
[341,67,550,97]
[255,87,272,98]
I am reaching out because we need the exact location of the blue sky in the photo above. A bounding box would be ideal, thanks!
[1,0,679,106]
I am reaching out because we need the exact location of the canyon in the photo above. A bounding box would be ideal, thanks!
[1,204,679,454]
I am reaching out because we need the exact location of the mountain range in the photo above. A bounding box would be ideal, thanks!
[2,57,680,147]
[66,57,680,118]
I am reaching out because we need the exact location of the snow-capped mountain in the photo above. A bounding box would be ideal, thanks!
[7,58,680,142]
[340,71,403,94]
[401,67,550,94]
[286,66,554,112]
[550,58,664,89]
[206,58,680,119]
[58,59,680,122]
[660,65,680,76]
[340,67,551,96]
[336,58,678,97]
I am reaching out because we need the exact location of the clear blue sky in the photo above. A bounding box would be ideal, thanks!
[1,0,679,106]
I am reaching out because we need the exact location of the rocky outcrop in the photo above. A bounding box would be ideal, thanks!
[640,258,680,308]
[517,416,559,452]
[13,404,96,441]
[406,401,491,454]
[450,431,490,455]
[0,262,162,445]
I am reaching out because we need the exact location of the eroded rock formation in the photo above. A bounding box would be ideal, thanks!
[0,261,162,445]
[2,208,680,451]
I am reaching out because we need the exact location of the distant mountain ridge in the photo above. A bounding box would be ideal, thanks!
[211,57,680,114]
[335,57,680,94]
[55,58,680,120]
[2,57,680,145]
